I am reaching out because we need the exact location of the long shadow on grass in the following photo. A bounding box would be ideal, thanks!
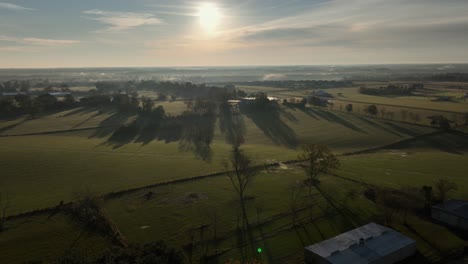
[315,185,366,228]
[390,131,468,155]
[0,118,29,134]
[71,111,106,129]
[89,112,135,139]
[302,107,367,133]
[243,106,298,148]
[353,115,403,137]
[104,112,216,161]
[383,121,423,137]
[219,104,246,146]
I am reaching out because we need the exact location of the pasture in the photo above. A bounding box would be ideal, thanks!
[0,87,467,263]
[0,105,435,214]
[101,131,468,263]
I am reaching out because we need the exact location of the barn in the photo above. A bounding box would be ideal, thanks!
[304,222,416,264]
[432,200,468,231]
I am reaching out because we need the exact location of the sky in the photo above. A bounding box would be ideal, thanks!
[0,0,468,68]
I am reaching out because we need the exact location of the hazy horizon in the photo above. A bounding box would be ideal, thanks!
[2,0,468,68]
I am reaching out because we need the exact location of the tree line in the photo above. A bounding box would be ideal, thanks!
[226,80,353,90]
[359,83,423,96]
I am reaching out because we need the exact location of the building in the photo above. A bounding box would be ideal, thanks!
[304,223,416,264]
[432,200,468,231]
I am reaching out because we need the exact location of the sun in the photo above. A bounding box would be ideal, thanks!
[198,3,221,33]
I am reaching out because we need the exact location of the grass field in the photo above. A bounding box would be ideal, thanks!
[0,212,111,263]
[0,105,436,214]
[1,88,467,263]
[101,131,468,263]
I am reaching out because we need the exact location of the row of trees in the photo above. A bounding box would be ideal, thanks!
[359,84,423,96]
[229,80,353,90]
[95,80,239,101]
[0,93,76,118]
[340,103,460,128]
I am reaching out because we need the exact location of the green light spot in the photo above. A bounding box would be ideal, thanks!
[257,248,262,253]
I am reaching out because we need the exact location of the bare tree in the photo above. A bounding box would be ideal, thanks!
[0,192,10,232]
[224,147,259,258]
[401,110,408,122]
[434,178,458,203]
[298,144,340,195]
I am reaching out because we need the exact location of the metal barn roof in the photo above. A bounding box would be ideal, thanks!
[305,223,415,264]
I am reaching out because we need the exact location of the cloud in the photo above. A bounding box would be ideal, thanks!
[0,35,81,47]
[83,9,163,32]
[0,2,34,11]
[217,0,468,50]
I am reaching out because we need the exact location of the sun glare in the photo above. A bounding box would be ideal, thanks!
[198,3,221,33]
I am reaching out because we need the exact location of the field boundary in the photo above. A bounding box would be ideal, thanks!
[332,98,465,114]
[0,125,118,137]
[6,128,468,220]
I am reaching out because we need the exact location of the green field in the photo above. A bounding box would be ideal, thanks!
[1,86,467,263]
[101,133,467,263]
[0,213,111,263]
[0,105,436,214]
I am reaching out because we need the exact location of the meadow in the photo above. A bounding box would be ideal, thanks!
[0,104,435,214]
[0,81,467,263]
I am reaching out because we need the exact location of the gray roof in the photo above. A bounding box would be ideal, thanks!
[305,223,415,263]
[433,200,468,220]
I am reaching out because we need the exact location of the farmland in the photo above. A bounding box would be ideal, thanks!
[0,77,468,263]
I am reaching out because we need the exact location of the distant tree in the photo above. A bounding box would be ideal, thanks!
[35,94,58,110]
[237,89,247,98]
[170,95,177,101]
[428,115,451,130]
[420,185,434,212]
[434,179,457,203]
[64,94,76,105]
[298,144,340,195]
[0,193,9,232]
[401,110,408,122]
[379,107,386,119]
[140,97,154,114]
[19,80,30,93]
[365,105,378,116]
[464,113,468,125]
[157,93,167,101]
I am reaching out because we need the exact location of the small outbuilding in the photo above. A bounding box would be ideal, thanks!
[432,200,468,231]
[304,222,416,264]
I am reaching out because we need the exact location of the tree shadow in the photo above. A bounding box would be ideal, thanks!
[243,106,298,148]
[353,115,403,137]
[219,104,246,146]
[390,131,468,155]
[63,107,102,117]
[178,113,216,161]
[306,108,367,133]
[103,112,217,161]
[285,104,319,120]
[0,118,29,134]
[89,112,135,139]
[315,185,366,228]
[71,111,106,129]
[383,122,423,137]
